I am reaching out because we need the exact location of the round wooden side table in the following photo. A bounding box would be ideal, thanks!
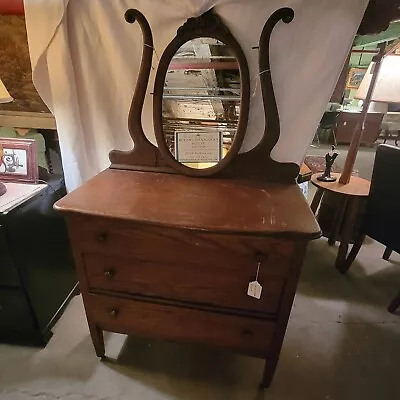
[310,173,371,272]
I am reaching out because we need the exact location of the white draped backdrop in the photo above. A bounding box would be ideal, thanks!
[24,0,369,190]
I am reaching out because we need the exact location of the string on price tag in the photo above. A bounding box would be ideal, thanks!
[247,262,263,299]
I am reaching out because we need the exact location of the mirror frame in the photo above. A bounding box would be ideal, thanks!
[153,10,250,177]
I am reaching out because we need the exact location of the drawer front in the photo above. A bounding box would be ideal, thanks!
[68,216,295,270]
[69,216,297,315]
[84,253,285,314]
[87,293,275,355]
[0,289,35,332]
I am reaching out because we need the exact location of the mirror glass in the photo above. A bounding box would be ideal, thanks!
[162,37,241,169]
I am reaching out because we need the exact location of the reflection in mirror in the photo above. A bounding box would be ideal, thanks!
[162,37,241,169]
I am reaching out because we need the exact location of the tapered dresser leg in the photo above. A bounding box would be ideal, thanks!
[260,357,278,389]
[88,322,105,357]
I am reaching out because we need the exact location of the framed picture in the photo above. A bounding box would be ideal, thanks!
[346,67,368,89]
[0,138,38,183]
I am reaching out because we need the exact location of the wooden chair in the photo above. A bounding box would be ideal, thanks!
[341,144,400,313]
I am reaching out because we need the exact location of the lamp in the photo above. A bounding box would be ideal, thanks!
[0,77,13,104]
[339,44,387,184]
[355,54,400,105]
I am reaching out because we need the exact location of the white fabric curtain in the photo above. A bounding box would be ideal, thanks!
[24,0,369,190]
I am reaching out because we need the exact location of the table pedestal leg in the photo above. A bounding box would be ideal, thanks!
[311,188,324,214]
[335,197,359,273]
[328,196,348,246]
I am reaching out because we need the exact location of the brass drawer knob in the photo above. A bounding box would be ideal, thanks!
[104,269,115,279]
[96,232,108,243]
[109,308,119,318]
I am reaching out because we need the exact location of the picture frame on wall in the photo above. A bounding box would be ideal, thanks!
[346,67,368,89]
[0,137,38,183]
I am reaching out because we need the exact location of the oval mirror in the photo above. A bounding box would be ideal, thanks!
[154,21,250,176]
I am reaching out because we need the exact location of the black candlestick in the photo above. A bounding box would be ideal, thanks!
[317,145,339,182]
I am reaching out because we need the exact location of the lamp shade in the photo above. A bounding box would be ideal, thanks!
[355,55,400,103]
[0,78,13,103]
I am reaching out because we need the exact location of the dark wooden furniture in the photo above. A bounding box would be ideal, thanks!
[56,7,321,389]
[338,145,400,313]
[358,1,400,35]
[109,8,300,184]
[335,112,384,145]
[55,168,320,387]
[298,163,312,183]
[310,173,370,271]
[0,176,77,345]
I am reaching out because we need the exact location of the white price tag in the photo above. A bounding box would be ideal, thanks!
[247,280,262,300]
[175,131,222,163]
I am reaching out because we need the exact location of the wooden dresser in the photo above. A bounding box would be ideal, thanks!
[335,111,384,145]
[55,168,320,387]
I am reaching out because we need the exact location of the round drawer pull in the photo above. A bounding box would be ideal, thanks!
[96,232,108,243]
[109,308,119,318]
[104,269,115,279]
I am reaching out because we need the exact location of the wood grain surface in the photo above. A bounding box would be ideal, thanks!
[83,250,285,315]
[311,173,370,197]
[86,293,275,356]
[67,214,295,314]
[56,169,320,238]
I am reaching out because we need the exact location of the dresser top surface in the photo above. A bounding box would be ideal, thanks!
[55,169,320,238]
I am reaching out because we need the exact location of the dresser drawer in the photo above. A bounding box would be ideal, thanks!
[84,253,285,314]
[0,288,35,332]
[87,293,275,356]
[71,216,296,315]
[68,216,295,273]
